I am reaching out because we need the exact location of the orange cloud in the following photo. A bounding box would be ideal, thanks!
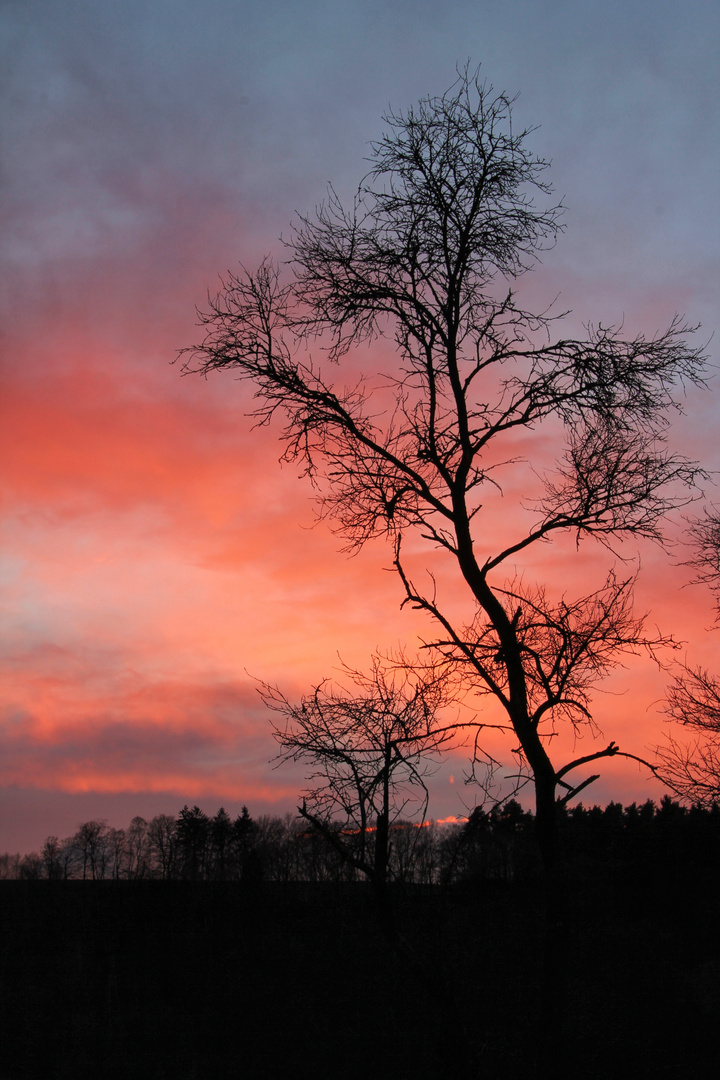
[0,664,295,797]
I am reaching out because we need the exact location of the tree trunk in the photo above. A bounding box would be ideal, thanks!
[534,768,558,876]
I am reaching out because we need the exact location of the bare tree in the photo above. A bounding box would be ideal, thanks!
[658,508,720,804]
[263,652,458,900]
[147,814,178,879]
[73,820,111,880]
[41,836,63,880]
[184,65,707,872]
[686,507,720,604]
[0,853,22,879]
[125,816,150,879]
[55,835,81,880]
[105,827,127,880]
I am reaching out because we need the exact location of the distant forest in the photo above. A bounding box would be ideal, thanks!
[2,795,718,883]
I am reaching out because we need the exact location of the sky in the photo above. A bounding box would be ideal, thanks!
[1,0,719,853]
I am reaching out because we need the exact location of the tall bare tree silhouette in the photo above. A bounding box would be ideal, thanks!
[184,65,707,873]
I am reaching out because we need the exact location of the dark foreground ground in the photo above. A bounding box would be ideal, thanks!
[1,867,718,1079]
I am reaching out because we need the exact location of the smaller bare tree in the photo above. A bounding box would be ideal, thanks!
[147,814,178,879]
[263,651,460,912]
[126,816,150,879]
[73,820,111,880]
[41,836,63,880]
[657,508,720,804]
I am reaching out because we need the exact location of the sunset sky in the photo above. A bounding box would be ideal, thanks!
[2,0,719,853]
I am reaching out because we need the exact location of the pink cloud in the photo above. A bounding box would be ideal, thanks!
[0,665,297,798]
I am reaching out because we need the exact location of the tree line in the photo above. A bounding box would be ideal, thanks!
[2,795,717,884]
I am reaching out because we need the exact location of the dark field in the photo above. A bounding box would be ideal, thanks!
[2,866,719,1080]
